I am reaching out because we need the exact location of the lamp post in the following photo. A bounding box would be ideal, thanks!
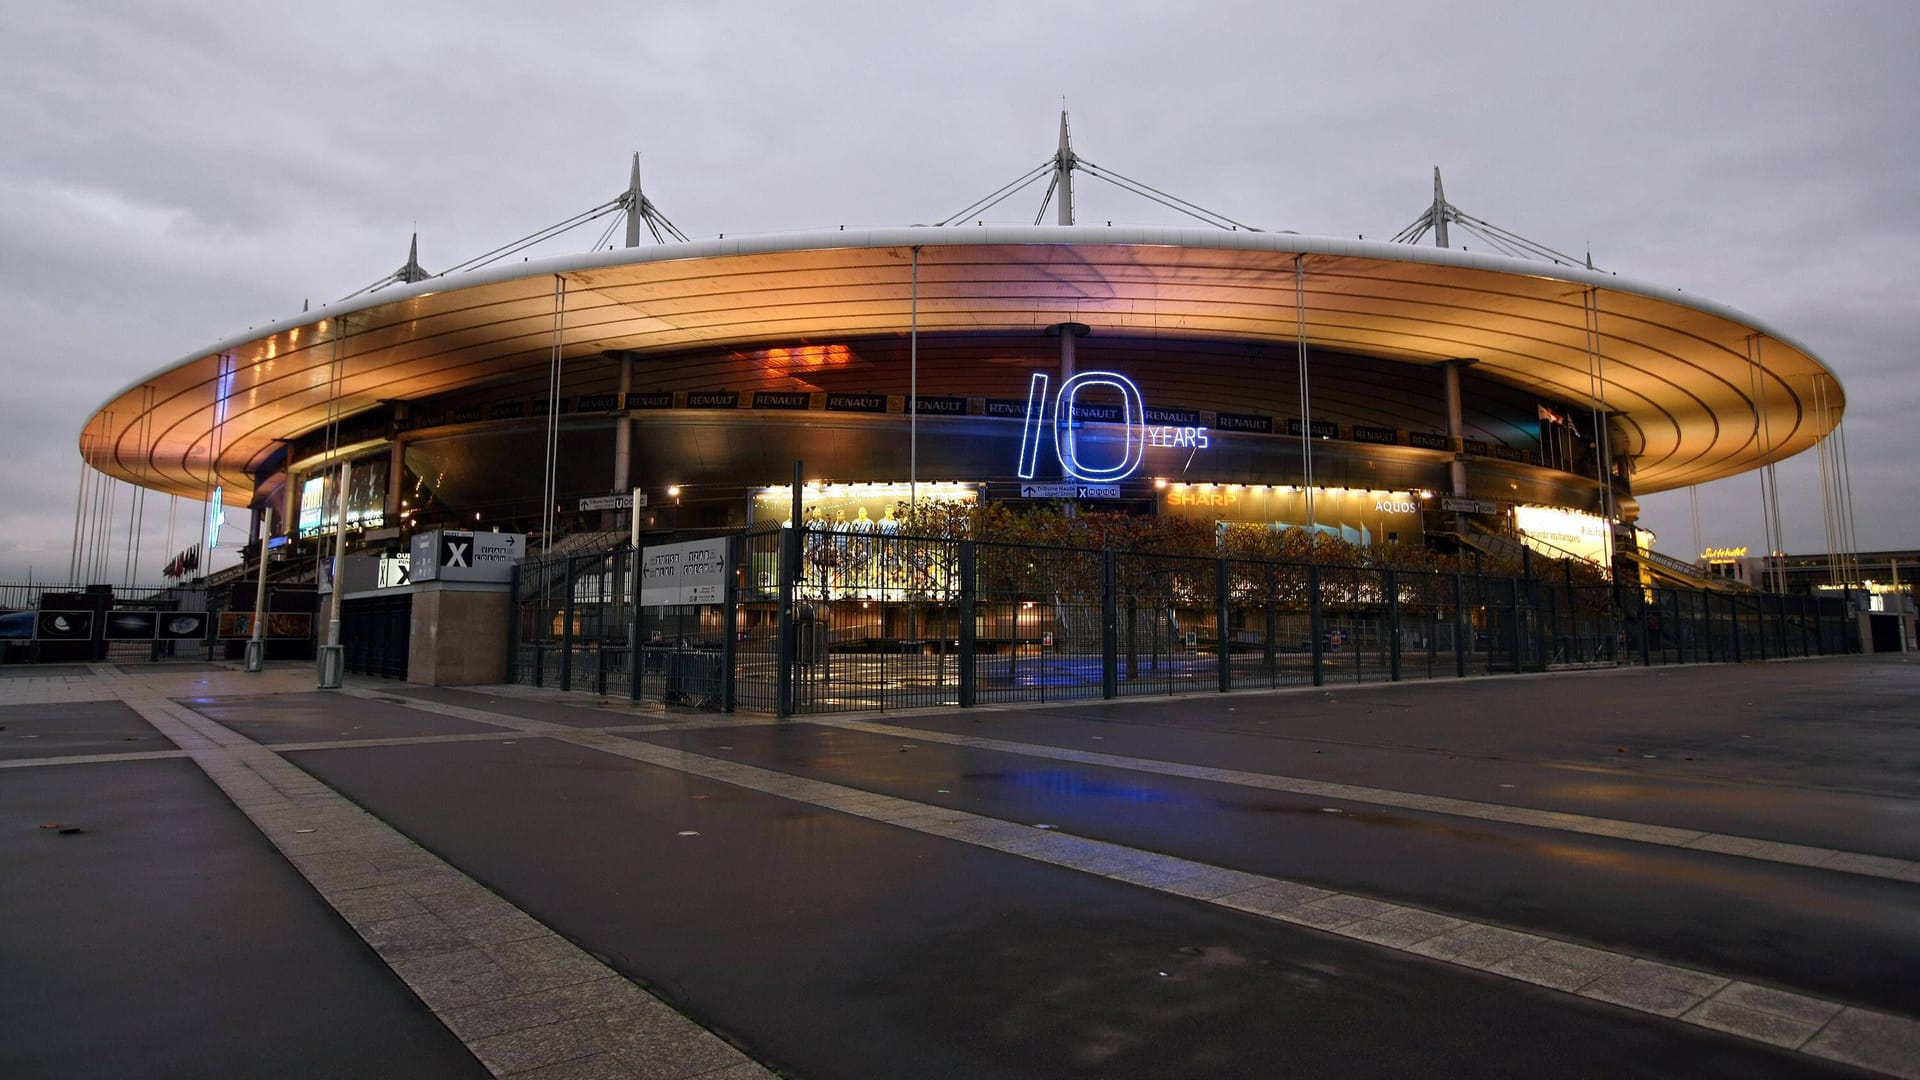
[316,458,348,688]
[244,518,270,672]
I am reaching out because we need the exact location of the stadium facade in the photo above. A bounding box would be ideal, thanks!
[77,145,1844,582]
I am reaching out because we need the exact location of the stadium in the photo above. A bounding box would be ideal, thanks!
[65,123,1872,699]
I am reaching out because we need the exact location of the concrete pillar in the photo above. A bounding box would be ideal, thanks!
[406,581,514,685]
[387,438,405,523]
[387,402,408,523]
[1444,359,1475,533]
[1443,359,1472,496]
[282,459,298,538]
[1049,321,1090,384]
[613,354,634,493]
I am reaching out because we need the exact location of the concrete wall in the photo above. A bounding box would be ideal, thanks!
[407,583,511,686]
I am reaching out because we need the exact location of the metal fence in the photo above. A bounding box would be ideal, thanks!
[511,528,1862,715]
[0,582,223,665]
[509,546,637,696]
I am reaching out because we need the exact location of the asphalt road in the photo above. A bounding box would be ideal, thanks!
[883,658,1920,855]
[0,757,486,1080]
[623,719,1920,1015]
[288,735,1863,1079]
[11,655,1916,1079]
[0,700,175,760]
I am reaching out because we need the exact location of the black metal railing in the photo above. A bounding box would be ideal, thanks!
[510,528,1864,715]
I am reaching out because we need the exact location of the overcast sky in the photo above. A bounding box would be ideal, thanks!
[3,0,1916,584]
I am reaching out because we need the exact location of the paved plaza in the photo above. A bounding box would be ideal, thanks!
[2,654,1917,1078]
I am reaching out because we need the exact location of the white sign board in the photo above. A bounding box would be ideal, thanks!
[1020,483,1122,500]
[640,537,730,607]
[377,551,411,588]
[1021,483,1078,498]
[581,493,645,511]
[410,530,526,583]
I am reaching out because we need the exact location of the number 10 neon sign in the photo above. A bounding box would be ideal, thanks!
[1016,371,1146,482]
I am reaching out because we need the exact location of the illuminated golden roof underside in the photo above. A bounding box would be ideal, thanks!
[81,227,1839,501]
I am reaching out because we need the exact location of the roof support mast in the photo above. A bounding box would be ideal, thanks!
[618,153,687,247]
[625,154,643,248]
[1055,110,1076,226]
[1392,168,1590,268]
[938,111,1259,231]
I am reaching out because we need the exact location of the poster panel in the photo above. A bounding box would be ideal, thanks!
[103,611,158,640]
[35,611,93,640]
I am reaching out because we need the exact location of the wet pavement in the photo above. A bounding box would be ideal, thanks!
[625,721,1920,1013]
[900,660,1920,798]
[2,655,1916,1078]
[285,735,1854,1079]
[883,660,1920,857]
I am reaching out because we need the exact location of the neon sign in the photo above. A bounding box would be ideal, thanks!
[1146,425,1210,449]
[1016,371,1206,482]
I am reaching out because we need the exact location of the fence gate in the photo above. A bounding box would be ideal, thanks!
[342,591,411,679]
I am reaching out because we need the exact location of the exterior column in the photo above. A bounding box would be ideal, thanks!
[387,438,405,524]
[1443,358,1473,496]
[1443,359,1476,534]
[386,402,408,525]
[613,354,634,493]
[1049,321,1089,384]
[282,453,299,537]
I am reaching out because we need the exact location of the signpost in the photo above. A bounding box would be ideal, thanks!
[318,459,349,689]
[639,537,730,607]
[580,492,646,512]
[246,519,269,672]
[409,530,526,584]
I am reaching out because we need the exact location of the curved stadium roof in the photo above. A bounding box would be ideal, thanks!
[80,225,1841,502]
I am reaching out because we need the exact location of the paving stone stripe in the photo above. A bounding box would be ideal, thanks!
[99,686,772,1080]
[805,714,1920,886]
[0,748,193,769]
[345,687,1920,1078]
[265,718,758,755]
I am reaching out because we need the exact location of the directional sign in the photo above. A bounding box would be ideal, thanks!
[411,529,525,583]
[640,537,730,607]
[1441,497,1500,514]
[1020,483,1079,498]
[1018,483,1122,500]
